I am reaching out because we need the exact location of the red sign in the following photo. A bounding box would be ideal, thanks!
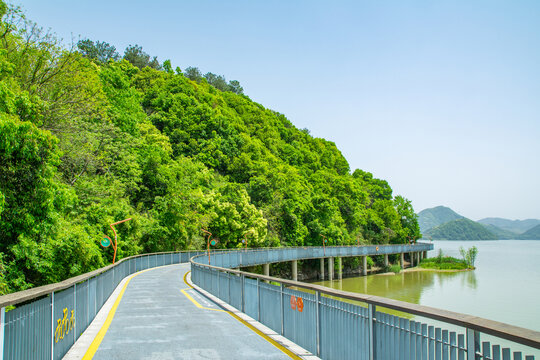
[296,297,304,312]
[290,295,297,310]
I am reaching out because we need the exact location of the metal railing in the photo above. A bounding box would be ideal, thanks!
[0,251,204,360]
[190,244,540,360]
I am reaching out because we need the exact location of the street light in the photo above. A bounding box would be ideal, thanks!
[201,228,218,264]
[242,233,248,251]
[321,235,328,256]
[101,218,132,264]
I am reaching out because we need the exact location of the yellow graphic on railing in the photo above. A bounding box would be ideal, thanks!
[55,308,75,343]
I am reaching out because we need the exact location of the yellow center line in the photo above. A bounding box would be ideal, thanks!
[181,271,302,360]
[180,288,226,312]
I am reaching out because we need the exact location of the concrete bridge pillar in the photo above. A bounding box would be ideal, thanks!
[423,251,428,259]
[384,254,389,267]
[362,256,367,276]
[292,260,298,281]
[328,257,334,281]
[338,257,342,280]
[410,252,414,267]
[320,258,325,280]
[263,263,270,283]
[400,253,405,268]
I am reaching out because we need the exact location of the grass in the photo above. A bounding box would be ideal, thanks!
[387,264,402,273]
[419,255,471,270]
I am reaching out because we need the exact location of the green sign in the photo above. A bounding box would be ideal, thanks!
[101,237,111,247]
[210,239,217,246]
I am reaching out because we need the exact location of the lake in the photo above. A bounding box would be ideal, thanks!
[312,240,540,355]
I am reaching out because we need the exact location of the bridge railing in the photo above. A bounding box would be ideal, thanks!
[190,244,540,360]
[0,251,204,360]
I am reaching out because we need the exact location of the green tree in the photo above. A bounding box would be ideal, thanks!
[228,80,244,94]
[123,44,161,70]
[77,39,119,63]
[184,66,202,81]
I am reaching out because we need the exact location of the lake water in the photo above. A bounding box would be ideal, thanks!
[313,240,540,355]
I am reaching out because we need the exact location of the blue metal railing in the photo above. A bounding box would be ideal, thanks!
[190,243,540,360]
[0,251,203,360]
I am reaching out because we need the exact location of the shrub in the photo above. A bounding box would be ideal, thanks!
[387,264,402,273]
[459,246,478,267]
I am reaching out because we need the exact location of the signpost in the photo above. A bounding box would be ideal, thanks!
[101,236,111,248]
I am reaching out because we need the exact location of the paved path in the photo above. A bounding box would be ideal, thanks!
[67,263,298,360]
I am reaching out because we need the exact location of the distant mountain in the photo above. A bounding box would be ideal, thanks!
[424,218,497,240]
[480,224,518,240]
[477,218,540,234]
[418,206,464,233]
[517,224,540,240]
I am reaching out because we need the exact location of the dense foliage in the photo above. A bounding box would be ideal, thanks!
[0,3,420,295]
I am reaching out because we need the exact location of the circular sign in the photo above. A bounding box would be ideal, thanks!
[210,239,217,246]
[290,295,297,310]
[296,297,304,312]
[324,239,328,244]
[242,239,246,244]
[101,237,111,248]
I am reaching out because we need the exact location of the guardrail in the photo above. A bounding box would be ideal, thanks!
[0,251,204,360]
[190,243,540,360]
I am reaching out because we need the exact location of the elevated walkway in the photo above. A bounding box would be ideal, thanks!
[64,263,316,360]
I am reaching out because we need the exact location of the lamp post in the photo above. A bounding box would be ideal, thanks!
[202,228,218,264]
[242,234,248,251]
[321,235,328,256]
[101,218,132,264]
[202,228,212,264]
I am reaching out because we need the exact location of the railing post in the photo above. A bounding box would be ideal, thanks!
[241,274,245,313]
[369,304,376,360]
[51,291,55,360]
[73,283,77,344]
[316,291,321,357]
[280,283,284,335]
[466,328,480,360]
[257,278,260,322]
[217,270,220,298]
[0,307,5,360]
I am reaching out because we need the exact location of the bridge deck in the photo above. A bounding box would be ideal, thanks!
[65,264,302,360]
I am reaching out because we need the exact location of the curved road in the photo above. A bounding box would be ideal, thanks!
[68,263,301,360]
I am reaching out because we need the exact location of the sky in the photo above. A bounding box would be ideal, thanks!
[12,0,540,221]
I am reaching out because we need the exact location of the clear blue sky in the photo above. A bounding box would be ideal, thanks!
[13,0,540,220]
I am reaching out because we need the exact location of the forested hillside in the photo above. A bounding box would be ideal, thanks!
[0,3,420,295]
[477,218,540,234]
[517,225,540,240]
[417,206,464,233]
[424,219,496,240]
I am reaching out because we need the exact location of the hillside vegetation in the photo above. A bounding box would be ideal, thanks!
[477,218,540,234]
[517,225,540,240]
[424,219,496,240]
[0,3,420,294]
[417,206,464,233]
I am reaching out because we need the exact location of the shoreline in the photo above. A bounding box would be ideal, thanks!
[376,266,474,276]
